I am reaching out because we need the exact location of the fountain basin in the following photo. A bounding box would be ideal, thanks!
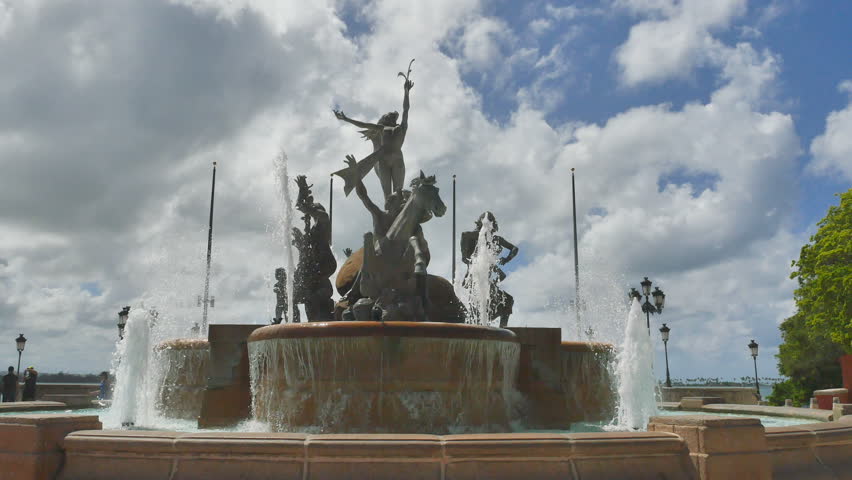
[247,321,520,433]
[154,339,209,420]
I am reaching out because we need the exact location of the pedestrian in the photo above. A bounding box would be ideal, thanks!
[22,366,38,401]
[2,366,17,402]
[98,371,111,400]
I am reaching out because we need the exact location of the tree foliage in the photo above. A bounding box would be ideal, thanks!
[769,312,843,406]
[770,189,851,405]
[790,188,852,350]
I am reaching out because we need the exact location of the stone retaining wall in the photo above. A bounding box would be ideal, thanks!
[59,429,696,480]
[764,416,852,480]
[0,414,101,480]
[1,413,851,479]
[662,386,759,405]
[10,383,98,404]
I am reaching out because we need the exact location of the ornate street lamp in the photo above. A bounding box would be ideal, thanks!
[15,334,26,379]
[117,306,130,340]
[659,324,672,387]
[629,277,665,333]
[749,339,761,400]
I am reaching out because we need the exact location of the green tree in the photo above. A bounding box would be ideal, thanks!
[770,189,851,405]
[790,189,852,349]
[769,312,843,406]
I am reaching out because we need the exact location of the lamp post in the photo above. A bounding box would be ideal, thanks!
[659,323,672,387]
[15,334,26,379]
[117,306,130,340]
[749,339,761,400]
[629,277,665,333]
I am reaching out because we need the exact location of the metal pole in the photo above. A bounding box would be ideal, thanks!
[201,162,217,334]
[571,168,580,336]
[753,356,761,400]
[663,341,672,387]
[646,307,651,333]
[329,174,334,243]
[16,351,22,380]
[452,174,456,283]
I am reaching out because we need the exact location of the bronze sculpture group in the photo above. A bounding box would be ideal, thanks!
[274,60,516,326]
[460,212,518,328]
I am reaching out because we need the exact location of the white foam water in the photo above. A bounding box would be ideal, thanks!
[106,308,157,427]
[456,216,502,326]
[272,148,297,323]
[609,298,658,430]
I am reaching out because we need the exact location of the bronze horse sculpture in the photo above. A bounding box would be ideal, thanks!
[341,165,447,321]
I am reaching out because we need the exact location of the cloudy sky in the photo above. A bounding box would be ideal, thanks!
[1,0,850,382]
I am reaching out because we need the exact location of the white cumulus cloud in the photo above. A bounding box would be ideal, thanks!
[809,80,852,181]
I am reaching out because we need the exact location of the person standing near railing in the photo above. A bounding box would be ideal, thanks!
[22,366,37,401]
[2,366,17,402]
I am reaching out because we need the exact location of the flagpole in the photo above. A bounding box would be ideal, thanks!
[572,168,580,337]
[452,174,457,283]
[201,162,217,334]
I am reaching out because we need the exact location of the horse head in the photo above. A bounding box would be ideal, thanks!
[409,171,446,222]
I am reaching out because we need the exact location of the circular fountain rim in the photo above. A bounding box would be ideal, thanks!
[248,321,518,343]
[154,338,210,351]
[561,341,614,353]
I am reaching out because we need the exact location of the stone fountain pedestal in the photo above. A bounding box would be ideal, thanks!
[196,323,616,432]
[154,338,210,420]
[247,321,520,433]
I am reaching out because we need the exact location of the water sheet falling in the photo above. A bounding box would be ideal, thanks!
[273,148,297,323]
[610,298,658,430]
[248,335,521,433]
[457,216,502,326]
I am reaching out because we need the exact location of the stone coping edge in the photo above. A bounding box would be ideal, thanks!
[700,403,833,421]
[0,413,100,425]
[154,338,210,351]
[813,388,848,395]
[560,341,614,353]
[661,386,757,390]
[248,321,519,343]
[649,414,761,426]
[63,428,686,455]
[0,401,68,413]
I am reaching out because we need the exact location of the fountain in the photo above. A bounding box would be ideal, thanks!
[611,298,659,430]
[97,61,619,435]
[5,63,851,480]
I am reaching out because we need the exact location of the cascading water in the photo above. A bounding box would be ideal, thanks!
[155,339,210,419]
[457,216,502,326]
[610,298,658,430]
[273,148,297,323]
[248,332,521,433]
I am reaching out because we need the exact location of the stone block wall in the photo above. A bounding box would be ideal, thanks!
[764,419,852,480]
[59,429,696,480]
[662,386,759,405]
[197,324,259,428]
[648,415,771,480]
[0,414,101,480]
